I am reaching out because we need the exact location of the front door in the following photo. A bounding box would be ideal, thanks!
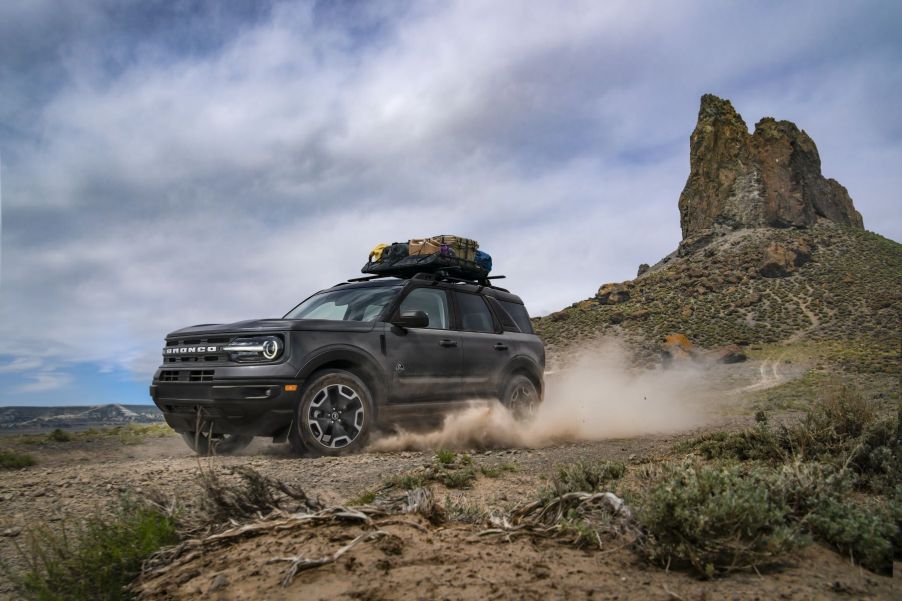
[385,287,462,402]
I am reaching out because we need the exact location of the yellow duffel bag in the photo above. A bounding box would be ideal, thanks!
[368,243,389,263]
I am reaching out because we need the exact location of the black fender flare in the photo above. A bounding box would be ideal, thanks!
[295,345,388,408]
[499,355,545,400]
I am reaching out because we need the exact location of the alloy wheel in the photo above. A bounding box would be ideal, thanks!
[508,380,539,420]
[306,383,365,448]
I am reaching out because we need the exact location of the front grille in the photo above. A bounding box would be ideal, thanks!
[165,355,222,363]
[159,369,215,383]
[164,335,232,364]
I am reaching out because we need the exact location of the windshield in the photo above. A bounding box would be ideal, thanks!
[284,286,400,322]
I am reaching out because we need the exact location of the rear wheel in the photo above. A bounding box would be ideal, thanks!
[289,369,374,457]
[502,374,540,421]
[180,431,253,456]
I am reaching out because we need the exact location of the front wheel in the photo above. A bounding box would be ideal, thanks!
[180,431,253,456]
[289,369,374,457]
[501,374,541,421]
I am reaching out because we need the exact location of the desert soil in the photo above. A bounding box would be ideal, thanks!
[0,359,898,600]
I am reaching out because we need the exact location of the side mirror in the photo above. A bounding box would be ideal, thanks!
[393,310,429,329]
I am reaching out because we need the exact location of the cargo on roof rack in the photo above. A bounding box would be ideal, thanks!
[361,235,492,282]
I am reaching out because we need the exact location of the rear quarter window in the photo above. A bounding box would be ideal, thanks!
[486,297,519,332]
[499,300,534,334]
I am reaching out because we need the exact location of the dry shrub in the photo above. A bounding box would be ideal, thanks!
[805,496,897,574]
[637,459,899,577]
[542,460,626,502]
[0,450,37,470]
[636,461,805,577]
[679,425,785,462]
[47,429,73,443]
[682,383,900,491]
[9,498,178,601]
[195,465,319,526]
[791,382,876,456]
[383,450,480,492]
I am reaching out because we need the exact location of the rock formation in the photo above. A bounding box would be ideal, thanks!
[678,94,863,239]
[596,282,631,304]
[759,240,812,278]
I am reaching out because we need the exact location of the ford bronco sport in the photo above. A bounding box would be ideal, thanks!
[149,272,544,456]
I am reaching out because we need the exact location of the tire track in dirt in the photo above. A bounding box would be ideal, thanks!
[740,355,788,392]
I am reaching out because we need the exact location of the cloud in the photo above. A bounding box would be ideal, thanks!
[0,357,44,373]
[0,0,900,401]
[14,370,73,394]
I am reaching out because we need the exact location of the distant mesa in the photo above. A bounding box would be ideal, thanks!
[678,94,863,240]
[0,404,162,431]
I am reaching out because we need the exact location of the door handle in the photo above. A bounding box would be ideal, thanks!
[494,343,509,351]
[439,339,459,348]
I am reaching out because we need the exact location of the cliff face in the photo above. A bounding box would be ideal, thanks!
[677,94,863,239]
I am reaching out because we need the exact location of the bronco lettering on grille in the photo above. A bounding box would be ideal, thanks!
[164,346,219,355]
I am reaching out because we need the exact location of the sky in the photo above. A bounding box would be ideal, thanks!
[0,0,900,406]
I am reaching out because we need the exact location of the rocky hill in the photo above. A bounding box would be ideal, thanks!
[536,95,901,374]
[0,404,163,431]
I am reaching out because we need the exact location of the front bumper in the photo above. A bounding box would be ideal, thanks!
[150,379,300,437]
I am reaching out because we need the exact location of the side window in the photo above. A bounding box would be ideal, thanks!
[455,293,496,333]
[500,300,534,334]
[399,288,450,329]
[486,296,520,332]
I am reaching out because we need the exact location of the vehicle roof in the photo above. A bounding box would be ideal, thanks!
[327,277,526,305]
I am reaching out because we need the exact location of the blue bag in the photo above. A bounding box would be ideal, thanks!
[475,250,492,273]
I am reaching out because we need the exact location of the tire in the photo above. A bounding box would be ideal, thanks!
[501,374,541,421]
[180,431,253,456]
[289,369,374,457]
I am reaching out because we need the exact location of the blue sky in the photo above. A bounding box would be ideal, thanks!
[1,0,900,406]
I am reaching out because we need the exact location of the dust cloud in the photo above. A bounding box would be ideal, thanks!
[369,340,710,452]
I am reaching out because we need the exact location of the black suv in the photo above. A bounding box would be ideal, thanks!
[149,273,544,456]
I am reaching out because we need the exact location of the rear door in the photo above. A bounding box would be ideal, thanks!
[454,291,508,398]
[385,287,462,402]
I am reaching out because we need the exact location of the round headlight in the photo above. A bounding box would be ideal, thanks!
[262,337,282,360]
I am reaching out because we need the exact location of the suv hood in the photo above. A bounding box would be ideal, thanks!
[167,319,377,338]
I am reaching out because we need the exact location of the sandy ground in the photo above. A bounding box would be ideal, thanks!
[0,358,898,599]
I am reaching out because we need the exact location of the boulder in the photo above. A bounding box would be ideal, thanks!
[759,241,812,278]
[637,263,650,277]
[707,344,748,364]
[678,94,863,240]
[661,333,697,366]
[735,291,761,307]
[597,282,631,304]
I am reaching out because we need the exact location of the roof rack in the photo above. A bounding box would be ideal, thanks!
[345,274,398,283]
[339,271,509,292]
[414,270,509,292]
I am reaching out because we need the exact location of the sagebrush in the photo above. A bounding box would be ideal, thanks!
[12,499,178,601]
